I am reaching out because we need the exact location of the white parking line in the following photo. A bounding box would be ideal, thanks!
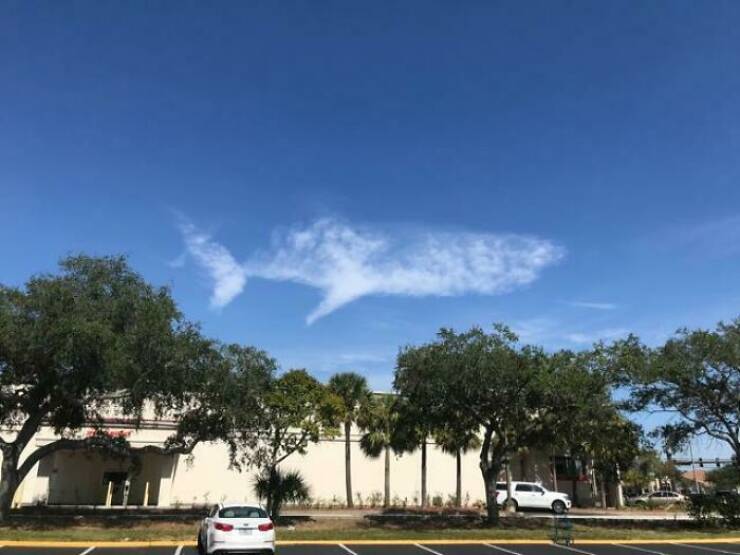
[672,543,740,554]
[613,545,668,555]
[484,544,526,555]
[339,544,360,555]
[551,544,598,555]
[174,546,184,555]
[414,544,446,555]
[79,548,96,555]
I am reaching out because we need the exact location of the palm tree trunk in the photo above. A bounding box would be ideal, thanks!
[456,449,462,507]
[344,420,353,508]
[421,439,428,507]
[384,445,391,508]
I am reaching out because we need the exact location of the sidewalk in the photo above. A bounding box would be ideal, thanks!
[280,508,691,522]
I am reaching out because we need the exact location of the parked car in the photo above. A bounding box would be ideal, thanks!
[630,490,686,506]
[495,481,571,514]
[198,502,275,554]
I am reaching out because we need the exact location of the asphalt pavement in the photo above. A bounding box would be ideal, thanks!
[1,543,740,555]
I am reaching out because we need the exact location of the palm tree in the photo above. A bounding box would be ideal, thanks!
[435,425,481,507]
[328,372,371,508]
[392,397,436,507]
[253,468,310,519]
[358,394,400,507]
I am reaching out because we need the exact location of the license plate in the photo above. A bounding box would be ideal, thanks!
[239,529,253,535]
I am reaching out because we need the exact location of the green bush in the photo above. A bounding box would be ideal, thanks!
[716,493,740,526]
[687,494,718,523]
[688,492,740,526]
[252,468,310,519]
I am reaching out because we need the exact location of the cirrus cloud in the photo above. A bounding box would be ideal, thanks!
[179,218,565,324]
[179,222,248,309]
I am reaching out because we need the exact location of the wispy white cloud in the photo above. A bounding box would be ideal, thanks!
[564,328,629,344]
[513,317,628,348]
[178,218,564,323]
[167,251,187,269]
[567,301,618,310]
[647,214,740,258]
[512,317,559,344]
[336,352,391,364]
[179,222,248,309]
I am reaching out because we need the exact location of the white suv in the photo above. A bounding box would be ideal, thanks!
[496,481,571,514]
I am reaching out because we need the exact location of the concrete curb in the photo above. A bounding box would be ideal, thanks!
[0,538,738,547]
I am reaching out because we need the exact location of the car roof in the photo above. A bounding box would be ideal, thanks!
[495,481,544,486]
[219,501,265,509]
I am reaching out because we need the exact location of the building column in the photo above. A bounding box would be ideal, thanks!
[157,454,179,507]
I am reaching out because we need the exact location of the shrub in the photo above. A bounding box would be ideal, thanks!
[431,495,444,507]
[716,493,740,526]
[368,491,384,508]
[252,468,310,519]
[688,494,718,523]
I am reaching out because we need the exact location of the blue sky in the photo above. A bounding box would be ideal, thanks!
[2,2,739,456]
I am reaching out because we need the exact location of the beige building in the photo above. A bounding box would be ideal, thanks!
[8,416,602,509]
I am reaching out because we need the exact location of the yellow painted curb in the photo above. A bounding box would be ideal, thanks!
[0,538,739,547]
[0,540,197,547]
[277,540,553,545]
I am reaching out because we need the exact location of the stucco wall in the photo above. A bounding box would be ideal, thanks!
[169,433,486,507]
[5,422,598,508]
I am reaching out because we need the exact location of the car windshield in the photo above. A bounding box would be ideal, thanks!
[218,506,267,518]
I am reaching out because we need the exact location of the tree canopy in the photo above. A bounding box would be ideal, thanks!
[614,321,740,459]
[229,368,342,472]
[0,256,242,518]
[395,324,563,523]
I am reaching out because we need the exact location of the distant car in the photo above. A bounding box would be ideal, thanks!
[198,502,275,554]
[495,481,572,514]
[631,491,686,506]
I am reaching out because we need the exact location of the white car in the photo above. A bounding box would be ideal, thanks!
[630,490,686,506]
[198,502,276,554]
[496,481,571,514]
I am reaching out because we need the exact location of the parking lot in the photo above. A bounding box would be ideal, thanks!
[1,543,740,555]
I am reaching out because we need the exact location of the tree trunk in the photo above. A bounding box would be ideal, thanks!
[571,477,579,507]
[265,467,275,518]
[421,439,427,507]
[384,445,391,508]
[455,449,462,507]
[0,448,19,521]
[590,459,598,501]
[615,463,624,509]
[504,462,515,512]
[600,473,608,509]
[481,466,500,525]
[344,421,353,508]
